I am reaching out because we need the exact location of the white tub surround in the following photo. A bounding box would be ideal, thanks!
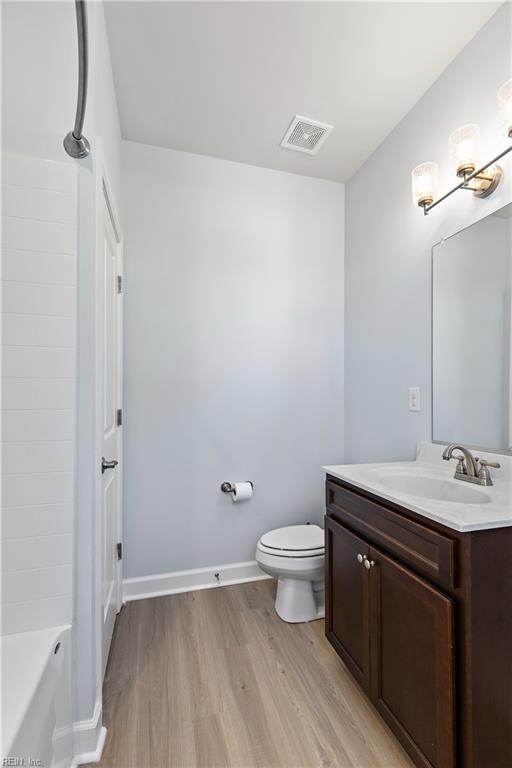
[1,154,77,768]
[324,442,512,533]
[1,154,77,635]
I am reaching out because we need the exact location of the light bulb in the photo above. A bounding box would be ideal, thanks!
[497,79,512,138]
[411,162,439,209]
[456,139,473,164]
[449,124,480,178]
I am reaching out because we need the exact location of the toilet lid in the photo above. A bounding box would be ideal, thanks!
[260,524,324,552]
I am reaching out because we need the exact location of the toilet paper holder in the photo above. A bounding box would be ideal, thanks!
[220,481,253,494]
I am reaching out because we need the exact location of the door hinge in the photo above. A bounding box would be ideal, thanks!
[116,542,123,561]
[117,408,123,426]
[116,275,123,294]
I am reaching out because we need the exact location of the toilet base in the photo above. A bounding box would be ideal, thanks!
[275,578,324,623]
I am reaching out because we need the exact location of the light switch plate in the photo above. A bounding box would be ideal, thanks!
[408,386,421,412]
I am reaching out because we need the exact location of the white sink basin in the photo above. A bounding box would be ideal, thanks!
[377,473,492,505]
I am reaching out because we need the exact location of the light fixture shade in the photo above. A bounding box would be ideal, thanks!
[449,124,480,177]
[497,79,512,138]
[411,162,439,209]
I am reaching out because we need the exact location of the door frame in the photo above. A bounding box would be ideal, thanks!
[101,169,124,618]
[94,158,124,691]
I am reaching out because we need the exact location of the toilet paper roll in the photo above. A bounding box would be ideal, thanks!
[232,481,253,502]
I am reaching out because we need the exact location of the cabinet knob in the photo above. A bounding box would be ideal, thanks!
[364,557,375,570]
[357,553,364,564]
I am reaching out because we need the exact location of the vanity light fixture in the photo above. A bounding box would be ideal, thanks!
[412,81,512,215]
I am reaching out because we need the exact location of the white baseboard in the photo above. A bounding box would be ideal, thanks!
[123,559,271,603]
[71,698,107,767]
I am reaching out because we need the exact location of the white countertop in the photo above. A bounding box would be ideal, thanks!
[324,442,512,533]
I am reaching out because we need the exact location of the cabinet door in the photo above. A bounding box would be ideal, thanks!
[325,516,370,692]
[369,546,455,768]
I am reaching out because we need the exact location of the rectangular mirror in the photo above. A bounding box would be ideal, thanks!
[432,203,512,453]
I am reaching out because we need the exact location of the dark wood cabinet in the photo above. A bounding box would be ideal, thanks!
[325,517,370,691]
[369,546,455,768]
[325,475,512,768]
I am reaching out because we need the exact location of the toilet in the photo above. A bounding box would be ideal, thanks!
[255,524,325,623]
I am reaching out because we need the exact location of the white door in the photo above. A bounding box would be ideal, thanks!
[101,183,123,677]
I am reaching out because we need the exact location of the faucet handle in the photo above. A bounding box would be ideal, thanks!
[479,459,501,470]
[445,453,467,474]
[477,459,501,485]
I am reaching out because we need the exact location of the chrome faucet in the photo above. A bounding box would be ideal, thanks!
[442,443,500,487]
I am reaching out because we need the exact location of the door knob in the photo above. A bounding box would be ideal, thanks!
[363,557,375,570]
[102,457,119,474]
[357,553,364,564]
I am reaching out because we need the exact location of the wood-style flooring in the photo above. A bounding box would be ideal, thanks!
[93,580,413,768]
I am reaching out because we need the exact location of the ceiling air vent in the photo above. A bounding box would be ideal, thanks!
[280,116,333,155]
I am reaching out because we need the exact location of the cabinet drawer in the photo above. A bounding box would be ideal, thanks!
[326,480,456,588]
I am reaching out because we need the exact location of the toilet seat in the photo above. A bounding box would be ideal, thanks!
[257,524,324,559]
[257,542,324,558]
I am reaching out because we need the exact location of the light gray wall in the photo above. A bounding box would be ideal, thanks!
[122,140,344,578]
[1,0,121,723]
[345,4,512,463]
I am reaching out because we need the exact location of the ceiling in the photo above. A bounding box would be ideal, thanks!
[105,2,499,182]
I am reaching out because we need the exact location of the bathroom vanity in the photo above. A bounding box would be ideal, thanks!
[324,445,512,768]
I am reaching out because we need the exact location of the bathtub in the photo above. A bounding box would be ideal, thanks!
[1,625,73,768]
